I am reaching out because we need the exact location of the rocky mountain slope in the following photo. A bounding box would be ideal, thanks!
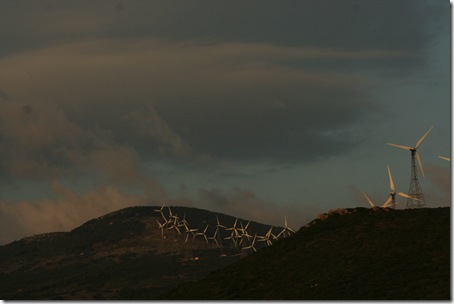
[0,205,283,300]
[164,207,450,300]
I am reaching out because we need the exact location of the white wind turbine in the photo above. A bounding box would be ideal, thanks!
[193,224,209,243]
[361,190,377,208]
[240,221,251,238]
[363,165,415,209]
[385,165,416,208]
[225,218,241,247]
[361,188,398,208]
[205,216,226,248]
[184,225,198,243]
[216,216,226,230]
[238,221,253,246]
[242,234,257,253]
[156,220,166,238]
[257,226,277,246]
[154,203,170,227]
[160,211,169,225]
[177,212,189,231]
[207,231,219,247]
[214,216,226,238]
[167,207,179,224]
[388,125,433,208]
[224,230,238,248]
[276,216,295,239]
[154,202,165,214]
[225,218,239,234]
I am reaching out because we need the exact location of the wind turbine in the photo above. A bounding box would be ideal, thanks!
[242,234,257,253]
[225,218,241,247]
[238,222,252,246]
[154,202,165,214]
[179,212,189,231]
[361,165,415,209]
[257,226,277,246]
[193,224,209,243]
[225,218,239,234]
[216,216,226,229]
[361,190,377,208]
[184,225,198,243]
[276,216,295,239]
[214,216,226,241]
[360,189,396,208]
[224,230,238,248]
[154,203,170,228]
[388,125,433,208]
[207,226,222,247]
[386,165,415,208]
[156,219,166,238]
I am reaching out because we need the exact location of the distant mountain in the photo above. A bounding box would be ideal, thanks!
[163,207,450,300]
[0,206,284,300]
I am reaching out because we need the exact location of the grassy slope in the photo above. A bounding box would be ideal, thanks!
[164,207,450,300]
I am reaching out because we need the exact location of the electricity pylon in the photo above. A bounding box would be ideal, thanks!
[388,126,433,208]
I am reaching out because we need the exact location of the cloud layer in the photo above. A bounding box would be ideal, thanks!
[0,0,449,243]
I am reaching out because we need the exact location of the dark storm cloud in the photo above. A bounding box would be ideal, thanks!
[0,100,167,198]
[0,0,447,169]
[0,0,446,59]
[137,0,446,61]
[154,67,373,163]
[0,37,419,168]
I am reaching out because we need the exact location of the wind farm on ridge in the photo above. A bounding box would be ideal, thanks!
[361,125,449,210]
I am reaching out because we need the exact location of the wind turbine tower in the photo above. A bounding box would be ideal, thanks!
[388,126,433,208]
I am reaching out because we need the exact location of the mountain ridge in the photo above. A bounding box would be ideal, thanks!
[0,205,285,300]
[0,206,449,300]
[164,207,450,300]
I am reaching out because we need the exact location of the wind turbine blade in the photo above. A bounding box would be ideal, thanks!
[266,226,273,237]
[361,190,375,207]
[388,143,413,151]
[397,192,414,200]
[415,125,434,148]
[277,229,285,239]
[415,151,425,178]
[382,196,393,208]
[387,165,395,192]
[439,156,450,162]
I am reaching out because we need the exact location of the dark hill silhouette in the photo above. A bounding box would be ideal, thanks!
[163,207,450,300]
[0,205,283,300]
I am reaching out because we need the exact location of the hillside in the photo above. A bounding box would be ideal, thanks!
[0,206,283,300]
[164,207,450,300]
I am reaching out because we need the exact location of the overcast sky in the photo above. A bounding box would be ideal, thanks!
[0,0,450,244]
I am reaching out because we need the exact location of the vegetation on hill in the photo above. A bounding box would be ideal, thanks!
[0,206,279,300]
[163,207,450,300]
